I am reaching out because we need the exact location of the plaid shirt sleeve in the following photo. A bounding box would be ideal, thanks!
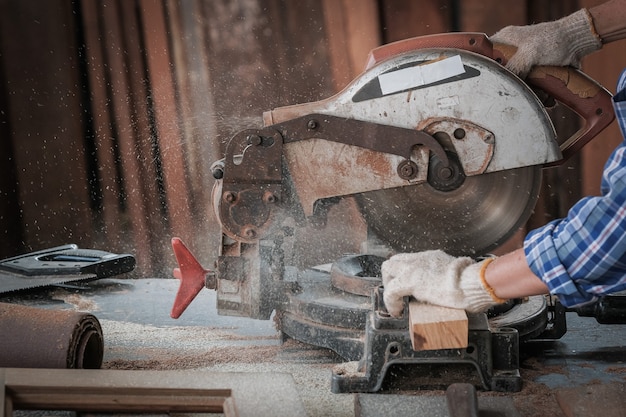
[523,68,626,308]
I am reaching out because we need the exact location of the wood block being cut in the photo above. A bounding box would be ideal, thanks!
[409,300,469,351]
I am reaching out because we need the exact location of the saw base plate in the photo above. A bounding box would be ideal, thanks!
[277,254,565,392]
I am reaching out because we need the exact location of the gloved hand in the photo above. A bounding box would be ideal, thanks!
[381,250,504,317]
[490,9,602,78]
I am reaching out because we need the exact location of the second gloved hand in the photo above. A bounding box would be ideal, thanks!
[490,9,601,78]
[382,250,504,317]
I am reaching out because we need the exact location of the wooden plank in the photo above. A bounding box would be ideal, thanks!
[164,0,220,263]
[79,0,125,254]
[321,0,381,90]
[409,300,468,351]
[0,70,23,258]
[379,0,454,42]
[0,368,4,417]
[3,368,307,417]
[138,0,194,244]
[459,0,527,33]
[93,0,156,274]
[0,0,92,251]
[10,391,228,413]
[580,0,626,197]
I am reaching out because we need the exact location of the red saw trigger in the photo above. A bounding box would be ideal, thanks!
[170,237,213,319]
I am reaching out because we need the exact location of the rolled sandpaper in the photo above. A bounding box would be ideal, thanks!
[0,302,103,368]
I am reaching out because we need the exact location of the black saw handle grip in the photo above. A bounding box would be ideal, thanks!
[574,295,626,324]
[366,32,615,166]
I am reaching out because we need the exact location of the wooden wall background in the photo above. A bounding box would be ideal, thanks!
[0,0,623,276]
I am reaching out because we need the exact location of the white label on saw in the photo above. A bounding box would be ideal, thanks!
[378,55,465,95]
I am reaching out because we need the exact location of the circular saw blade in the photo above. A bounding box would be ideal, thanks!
[356,166,542,257]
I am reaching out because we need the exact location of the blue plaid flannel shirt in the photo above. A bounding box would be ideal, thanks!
[524,68,626,308]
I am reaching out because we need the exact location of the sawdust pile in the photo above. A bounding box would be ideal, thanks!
[104,344,284,370]
[103,332,336,371]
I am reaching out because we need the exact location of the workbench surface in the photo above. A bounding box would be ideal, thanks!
[3,278,626,417]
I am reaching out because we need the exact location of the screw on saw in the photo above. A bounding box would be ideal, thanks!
[243,226,257,239]
[453,128,466,139]
[397,159,419,180]
[246,132,276,147]
[247,134,263,146]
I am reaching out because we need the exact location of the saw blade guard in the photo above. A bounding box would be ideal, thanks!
[259,46,557,255]
[265,46,562,175]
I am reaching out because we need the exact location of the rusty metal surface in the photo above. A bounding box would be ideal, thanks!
[0,302,103,369]
[279,115,448,217]
[364,33,500,70]
[251,45,563,257]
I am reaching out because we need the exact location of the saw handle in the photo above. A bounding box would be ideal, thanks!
[492,41,614,165]
[366,33,615,166]
[524,66,615,166]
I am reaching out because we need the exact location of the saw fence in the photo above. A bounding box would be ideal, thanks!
[0,0,624,277]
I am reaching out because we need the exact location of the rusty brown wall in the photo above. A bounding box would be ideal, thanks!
[0,0,621,275]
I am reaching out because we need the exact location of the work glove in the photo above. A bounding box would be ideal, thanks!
[490,9,602,78]
[381,250,504,317]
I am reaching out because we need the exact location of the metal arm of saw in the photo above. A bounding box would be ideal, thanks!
[275,114,448,163]
[215,117,449,243]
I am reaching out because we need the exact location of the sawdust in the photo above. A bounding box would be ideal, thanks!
[508,380,566,417]
[103,338,332,371]
[104,345,283,370]
[374,357,570,416]
[51,291,99,312]
[101,338,611,417]
[503,357,568,417]
[606,365,626,376]
[333,360,360,377]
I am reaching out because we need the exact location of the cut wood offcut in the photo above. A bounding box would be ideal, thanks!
[409,300,469,351]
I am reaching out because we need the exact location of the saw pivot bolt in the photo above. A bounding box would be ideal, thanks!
[428,151,466,192]
[397,159,419,180]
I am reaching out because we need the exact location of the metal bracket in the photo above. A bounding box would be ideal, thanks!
[331,288,522,393]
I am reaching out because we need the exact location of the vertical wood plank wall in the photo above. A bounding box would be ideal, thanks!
[0,0,622,275]
[580,0,626,196]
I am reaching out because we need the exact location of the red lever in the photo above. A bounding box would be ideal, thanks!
[170,237,211,319]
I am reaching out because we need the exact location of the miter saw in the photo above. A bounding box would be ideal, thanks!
[170,33,617,392]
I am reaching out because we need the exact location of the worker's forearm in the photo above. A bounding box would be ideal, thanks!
[484,248,549,300]
[589,0,626,43]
